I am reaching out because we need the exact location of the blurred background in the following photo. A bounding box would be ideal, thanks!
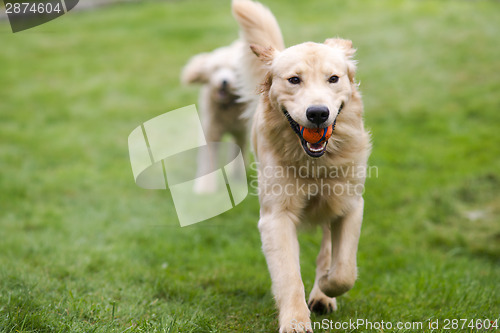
[0,0,499,332]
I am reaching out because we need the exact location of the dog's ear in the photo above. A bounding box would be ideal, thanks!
[324,38,357,83]
[324,38,355,57]
[181,53,211,84]
[250,44,276,65]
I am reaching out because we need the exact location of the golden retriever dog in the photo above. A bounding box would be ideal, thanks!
[181,41,248,193]
[232,1,371,332]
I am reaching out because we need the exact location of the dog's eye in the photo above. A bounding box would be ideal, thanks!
[328,75,339,84]
[288,76,301,85]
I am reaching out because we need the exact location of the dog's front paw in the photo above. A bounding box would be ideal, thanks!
[279,311,313,333]
[308,295,337,315]
[308,284,337,315]
[279,322,313,333]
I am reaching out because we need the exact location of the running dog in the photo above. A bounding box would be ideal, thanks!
[232,1,371,332]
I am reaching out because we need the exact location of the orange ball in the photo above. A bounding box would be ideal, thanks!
[300,126,333,144]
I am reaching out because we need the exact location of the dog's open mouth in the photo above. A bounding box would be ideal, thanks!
[282,108,328,157]
[282,105,343,158]
[303,140,328,155]
[218,88,229,99]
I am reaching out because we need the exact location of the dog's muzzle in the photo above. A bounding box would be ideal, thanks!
[282,103,344,158]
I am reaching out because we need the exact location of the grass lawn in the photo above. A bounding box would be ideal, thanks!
[1,0,499,332]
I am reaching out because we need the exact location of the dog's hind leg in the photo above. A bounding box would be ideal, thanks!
[319,197,363,298]
[307,224,337,314]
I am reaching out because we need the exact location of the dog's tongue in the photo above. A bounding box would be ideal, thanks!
[218,89,228,98]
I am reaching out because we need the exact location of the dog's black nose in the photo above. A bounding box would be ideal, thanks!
[222,80,228,88]
[306,105,329,125]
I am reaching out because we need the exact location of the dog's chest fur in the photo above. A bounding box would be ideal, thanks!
[253,88,371,221]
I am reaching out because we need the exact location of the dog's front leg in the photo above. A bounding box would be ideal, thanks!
[194,96,221,194]
[259,212,312,333]
[319,197,363,298]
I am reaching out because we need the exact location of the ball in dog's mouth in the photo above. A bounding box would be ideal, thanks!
[282,108,332,158]
[299,126,332,157]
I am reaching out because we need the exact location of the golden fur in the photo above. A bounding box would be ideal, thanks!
[232,1,371,332]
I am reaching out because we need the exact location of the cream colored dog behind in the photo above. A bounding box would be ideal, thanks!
[232,1,371,332]
[181,41,248,193]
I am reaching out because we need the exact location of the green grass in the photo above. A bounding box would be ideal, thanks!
[1,0,499,332]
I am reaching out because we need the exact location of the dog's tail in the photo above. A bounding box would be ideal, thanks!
[232,0,284,52]
[232,0,285,118]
